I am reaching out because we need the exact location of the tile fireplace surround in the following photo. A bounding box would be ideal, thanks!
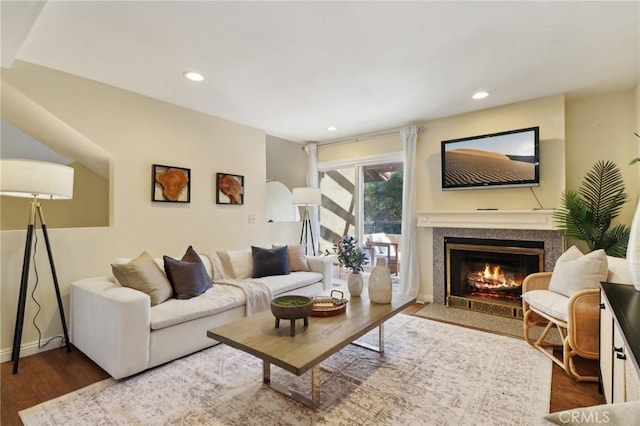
[417,210,564,305]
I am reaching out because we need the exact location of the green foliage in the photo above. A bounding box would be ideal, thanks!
[553,160,630,257]
[364,172,403,222]
[324,235,368,273]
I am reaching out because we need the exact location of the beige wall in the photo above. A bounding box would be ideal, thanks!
[317,92,638,302]
[415,95,566,301]
[318,133,402,165]
[0,62,292,359]
[565,89,639,252]
[266,135,307,189]
[1,161,109,230]
[264,135,308,243]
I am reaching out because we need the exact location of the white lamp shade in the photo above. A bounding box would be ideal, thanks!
[0,159,74,200]
[292,187,321,206]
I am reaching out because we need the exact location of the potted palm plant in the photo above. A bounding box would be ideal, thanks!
[553,160,630,258]
[325,235,368,296]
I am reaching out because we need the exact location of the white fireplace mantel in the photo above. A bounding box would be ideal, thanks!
[416,210,558,230]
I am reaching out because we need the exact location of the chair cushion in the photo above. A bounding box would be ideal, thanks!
[548,246,608,298]
[522,289,570,322]
[111,251,173,306]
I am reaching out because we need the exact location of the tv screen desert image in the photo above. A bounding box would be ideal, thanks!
[442,129,538,189]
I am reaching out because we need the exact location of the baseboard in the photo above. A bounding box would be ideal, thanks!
[0,337,66,363]
[417,292,432,303]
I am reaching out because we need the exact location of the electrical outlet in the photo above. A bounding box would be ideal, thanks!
[248,214,255,224]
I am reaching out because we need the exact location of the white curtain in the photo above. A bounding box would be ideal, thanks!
[303,142,320,255]
[399,126,420,298]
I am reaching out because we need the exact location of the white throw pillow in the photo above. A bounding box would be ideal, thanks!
[548,246,608,297]
[226,249,253,279]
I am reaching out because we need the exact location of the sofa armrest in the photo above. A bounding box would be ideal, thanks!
[70,276,151,379]
[307,256,333,291]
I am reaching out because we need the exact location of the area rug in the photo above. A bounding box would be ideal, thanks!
[414,303,562,344]
[20,315,551,426]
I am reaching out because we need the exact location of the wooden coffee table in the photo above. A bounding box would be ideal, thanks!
[207,293,415,408]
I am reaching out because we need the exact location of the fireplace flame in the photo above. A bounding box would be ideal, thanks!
[468,263,521,290]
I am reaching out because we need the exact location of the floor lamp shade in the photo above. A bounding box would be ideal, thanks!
[0,159,74,200]
[1,159,74,373]
[292,187,321,206]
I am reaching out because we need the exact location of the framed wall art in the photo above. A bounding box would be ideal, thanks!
[216,173,244,205]
[152,164,190,203]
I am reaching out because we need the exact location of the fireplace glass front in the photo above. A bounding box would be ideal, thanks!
[445,237,544,317]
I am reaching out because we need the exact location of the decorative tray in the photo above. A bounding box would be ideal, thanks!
[311,290,348,317]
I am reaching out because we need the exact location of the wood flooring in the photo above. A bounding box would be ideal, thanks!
[2,304,604,425]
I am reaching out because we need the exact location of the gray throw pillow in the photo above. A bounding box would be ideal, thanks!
[251,245,289,278]
[163,246,211,299]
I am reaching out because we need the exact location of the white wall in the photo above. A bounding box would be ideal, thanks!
[0,62,289,359]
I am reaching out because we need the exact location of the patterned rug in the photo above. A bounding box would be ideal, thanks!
[20,315,551,426]
[414,303,563,344]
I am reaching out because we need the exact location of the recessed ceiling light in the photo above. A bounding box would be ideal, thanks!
[327,126,338,131]
[472,91,489,100]
[184,71,204,82]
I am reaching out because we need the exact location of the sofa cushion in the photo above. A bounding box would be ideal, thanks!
[548,246,608,298]
[521,289,570,322]
[274,244,310,272]
[226,249,253,279]
[163,246,211,299]
[253,271,323,296]
[252,245,289,278]
[150,284,246,330]
[111,251,173,306]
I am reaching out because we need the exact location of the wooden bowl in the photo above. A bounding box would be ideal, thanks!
[271,295,313,319]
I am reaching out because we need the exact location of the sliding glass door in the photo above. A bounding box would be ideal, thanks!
[319,160,403,274]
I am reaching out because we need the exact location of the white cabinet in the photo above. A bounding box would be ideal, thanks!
[599,294,613,403]
[600,287,640,404]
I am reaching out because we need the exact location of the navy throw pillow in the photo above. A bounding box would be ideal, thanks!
[251,245,289,278]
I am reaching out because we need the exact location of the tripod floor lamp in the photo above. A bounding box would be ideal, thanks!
[292,187,321,256]
[1,159,74,374]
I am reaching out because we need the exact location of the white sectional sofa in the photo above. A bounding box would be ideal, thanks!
[70,248,332,379]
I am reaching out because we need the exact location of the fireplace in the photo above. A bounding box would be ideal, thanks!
[445,237,544,317]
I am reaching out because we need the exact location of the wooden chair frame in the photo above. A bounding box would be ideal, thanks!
[365,240,399,275]
[522,272,600,382]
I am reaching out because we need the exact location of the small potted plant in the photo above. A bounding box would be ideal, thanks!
[325,235,368,296]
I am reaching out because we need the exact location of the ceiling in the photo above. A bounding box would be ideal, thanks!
[2,1,639,143]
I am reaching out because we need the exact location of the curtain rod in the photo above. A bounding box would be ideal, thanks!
[317,125,424,147]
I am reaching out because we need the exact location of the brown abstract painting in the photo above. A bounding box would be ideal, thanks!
[216,173,244,205]
[152,164,190,203]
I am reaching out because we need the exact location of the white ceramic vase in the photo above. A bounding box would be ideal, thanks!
[627,199,640,291]
[368,257,392,304]
[348,272,363,297]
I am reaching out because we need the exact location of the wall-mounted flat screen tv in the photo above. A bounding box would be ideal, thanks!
[441,126,540,190]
